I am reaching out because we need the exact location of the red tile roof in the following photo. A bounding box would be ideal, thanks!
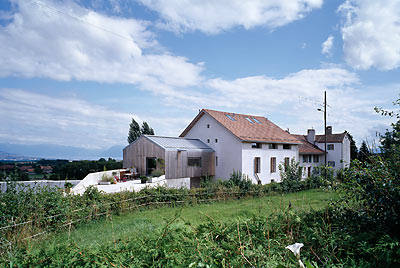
[292,135,325,154]
[315,132,347,143]
[180,109,300,144]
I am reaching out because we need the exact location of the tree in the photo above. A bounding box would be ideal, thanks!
[141,121,154,135]
[347,132,358,160]
[375,95,400,156]
[358,140,370,162]
[127,117,141,144]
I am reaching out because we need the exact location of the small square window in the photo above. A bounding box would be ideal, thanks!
[215,139,218,143]
[207,124,210,128]
[283,144,291,150]
[188,157,201,167]
[328,161,335,167]
[327,144,334,150]
[269,144,277,149]
[207,139,210,143]
[252,142,261,148]
[313,155,319,163]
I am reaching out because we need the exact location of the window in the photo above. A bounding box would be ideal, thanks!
[269,144,277,149]
[225,114,236,121]
[313,155,319,163]
[188,157,201,167]
[215,139,218,143]
[270,157,276,173]
[207,124,210,128]
[207,139,210,143]
[252,142,261,148]
[303,155,312,163]
[245,117,254,123]
[252,118,261,124]
[216,156,218,166]
[284,157,290,172]
[283,144,291,150]
[327,144,334,150]
[328,161,335,167]
[254,157,260,173]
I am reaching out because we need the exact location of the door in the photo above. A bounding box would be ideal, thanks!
[146,157,157,176]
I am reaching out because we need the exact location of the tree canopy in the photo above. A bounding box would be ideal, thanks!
[127,118,155,144]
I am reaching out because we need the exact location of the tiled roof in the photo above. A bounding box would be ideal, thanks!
[180,109,300,144]
[145,135,214,151]
[315,133,347,143]
[292,135,325,154]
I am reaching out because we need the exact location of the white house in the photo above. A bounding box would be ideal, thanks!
[293,127,351,178]
[123,109,351,186]
[180,109,301,184]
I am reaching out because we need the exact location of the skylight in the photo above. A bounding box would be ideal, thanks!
[252,118,261,124]
[225,114,236,121]
[245,117,254,123]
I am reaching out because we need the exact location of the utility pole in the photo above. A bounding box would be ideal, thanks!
[318,91,327,181]
[324,91,327,182]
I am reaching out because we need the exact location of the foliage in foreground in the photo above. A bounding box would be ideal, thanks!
[6,200,400,268]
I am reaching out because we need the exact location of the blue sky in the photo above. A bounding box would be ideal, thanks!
[0,0,399,153]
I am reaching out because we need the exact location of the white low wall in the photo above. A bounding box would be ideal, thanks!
[71,171,190,195]
[167,177,190,189]
[0,180,81,192]
[71,169,126,195]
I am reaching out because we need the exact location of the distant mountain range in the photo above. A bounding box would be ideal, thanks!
[0,143,125,160]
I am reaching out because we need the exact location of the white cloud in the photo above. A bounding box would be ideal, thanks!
[338,0,400,70]
[321,35,334,56]
[0,88,195,149]
[139,0,323,34]
[0,0,204,92]
[0,88,135,148]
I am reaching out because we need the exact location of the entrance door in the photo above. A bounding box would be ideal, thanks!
[146,157,157,176]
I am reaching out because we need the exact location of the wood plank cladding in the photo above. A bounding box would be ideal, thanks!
[123,136,215,179]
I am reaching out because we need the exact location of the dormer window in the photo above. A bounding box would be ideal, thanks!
[283,144,291,150]
[252,143,261,148]
[269,144,277,149]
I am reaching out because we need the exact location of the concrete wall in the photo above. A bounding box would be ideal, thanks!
[241,143,298,184]
[182,113,243,180]
[0,180,81,192]
[166,177,191,189]
[71,169,125,195]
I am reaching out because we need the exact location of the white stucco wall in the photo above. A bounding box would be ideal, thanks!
[299,154,325,179]
[316,141,344,171]
[182,113,243,180]
[241,143,298,184]
[341,135,351,168]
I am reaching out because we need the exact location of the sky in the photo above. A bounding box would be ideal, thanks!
[0,0,399,153]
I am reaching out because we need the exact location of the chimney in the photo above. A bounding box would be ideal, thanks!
[307,129,315,144]
[326,126,332,135]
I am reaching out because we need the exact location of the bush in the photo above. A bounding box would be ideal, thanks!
[150,169,164,177]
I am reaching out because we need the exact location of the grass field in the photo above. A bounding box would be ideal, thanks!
[30,189,337,253]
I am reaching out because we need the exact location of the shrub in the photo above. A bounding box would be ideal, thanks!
[279,158,303,192]
[150,169,164,177]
